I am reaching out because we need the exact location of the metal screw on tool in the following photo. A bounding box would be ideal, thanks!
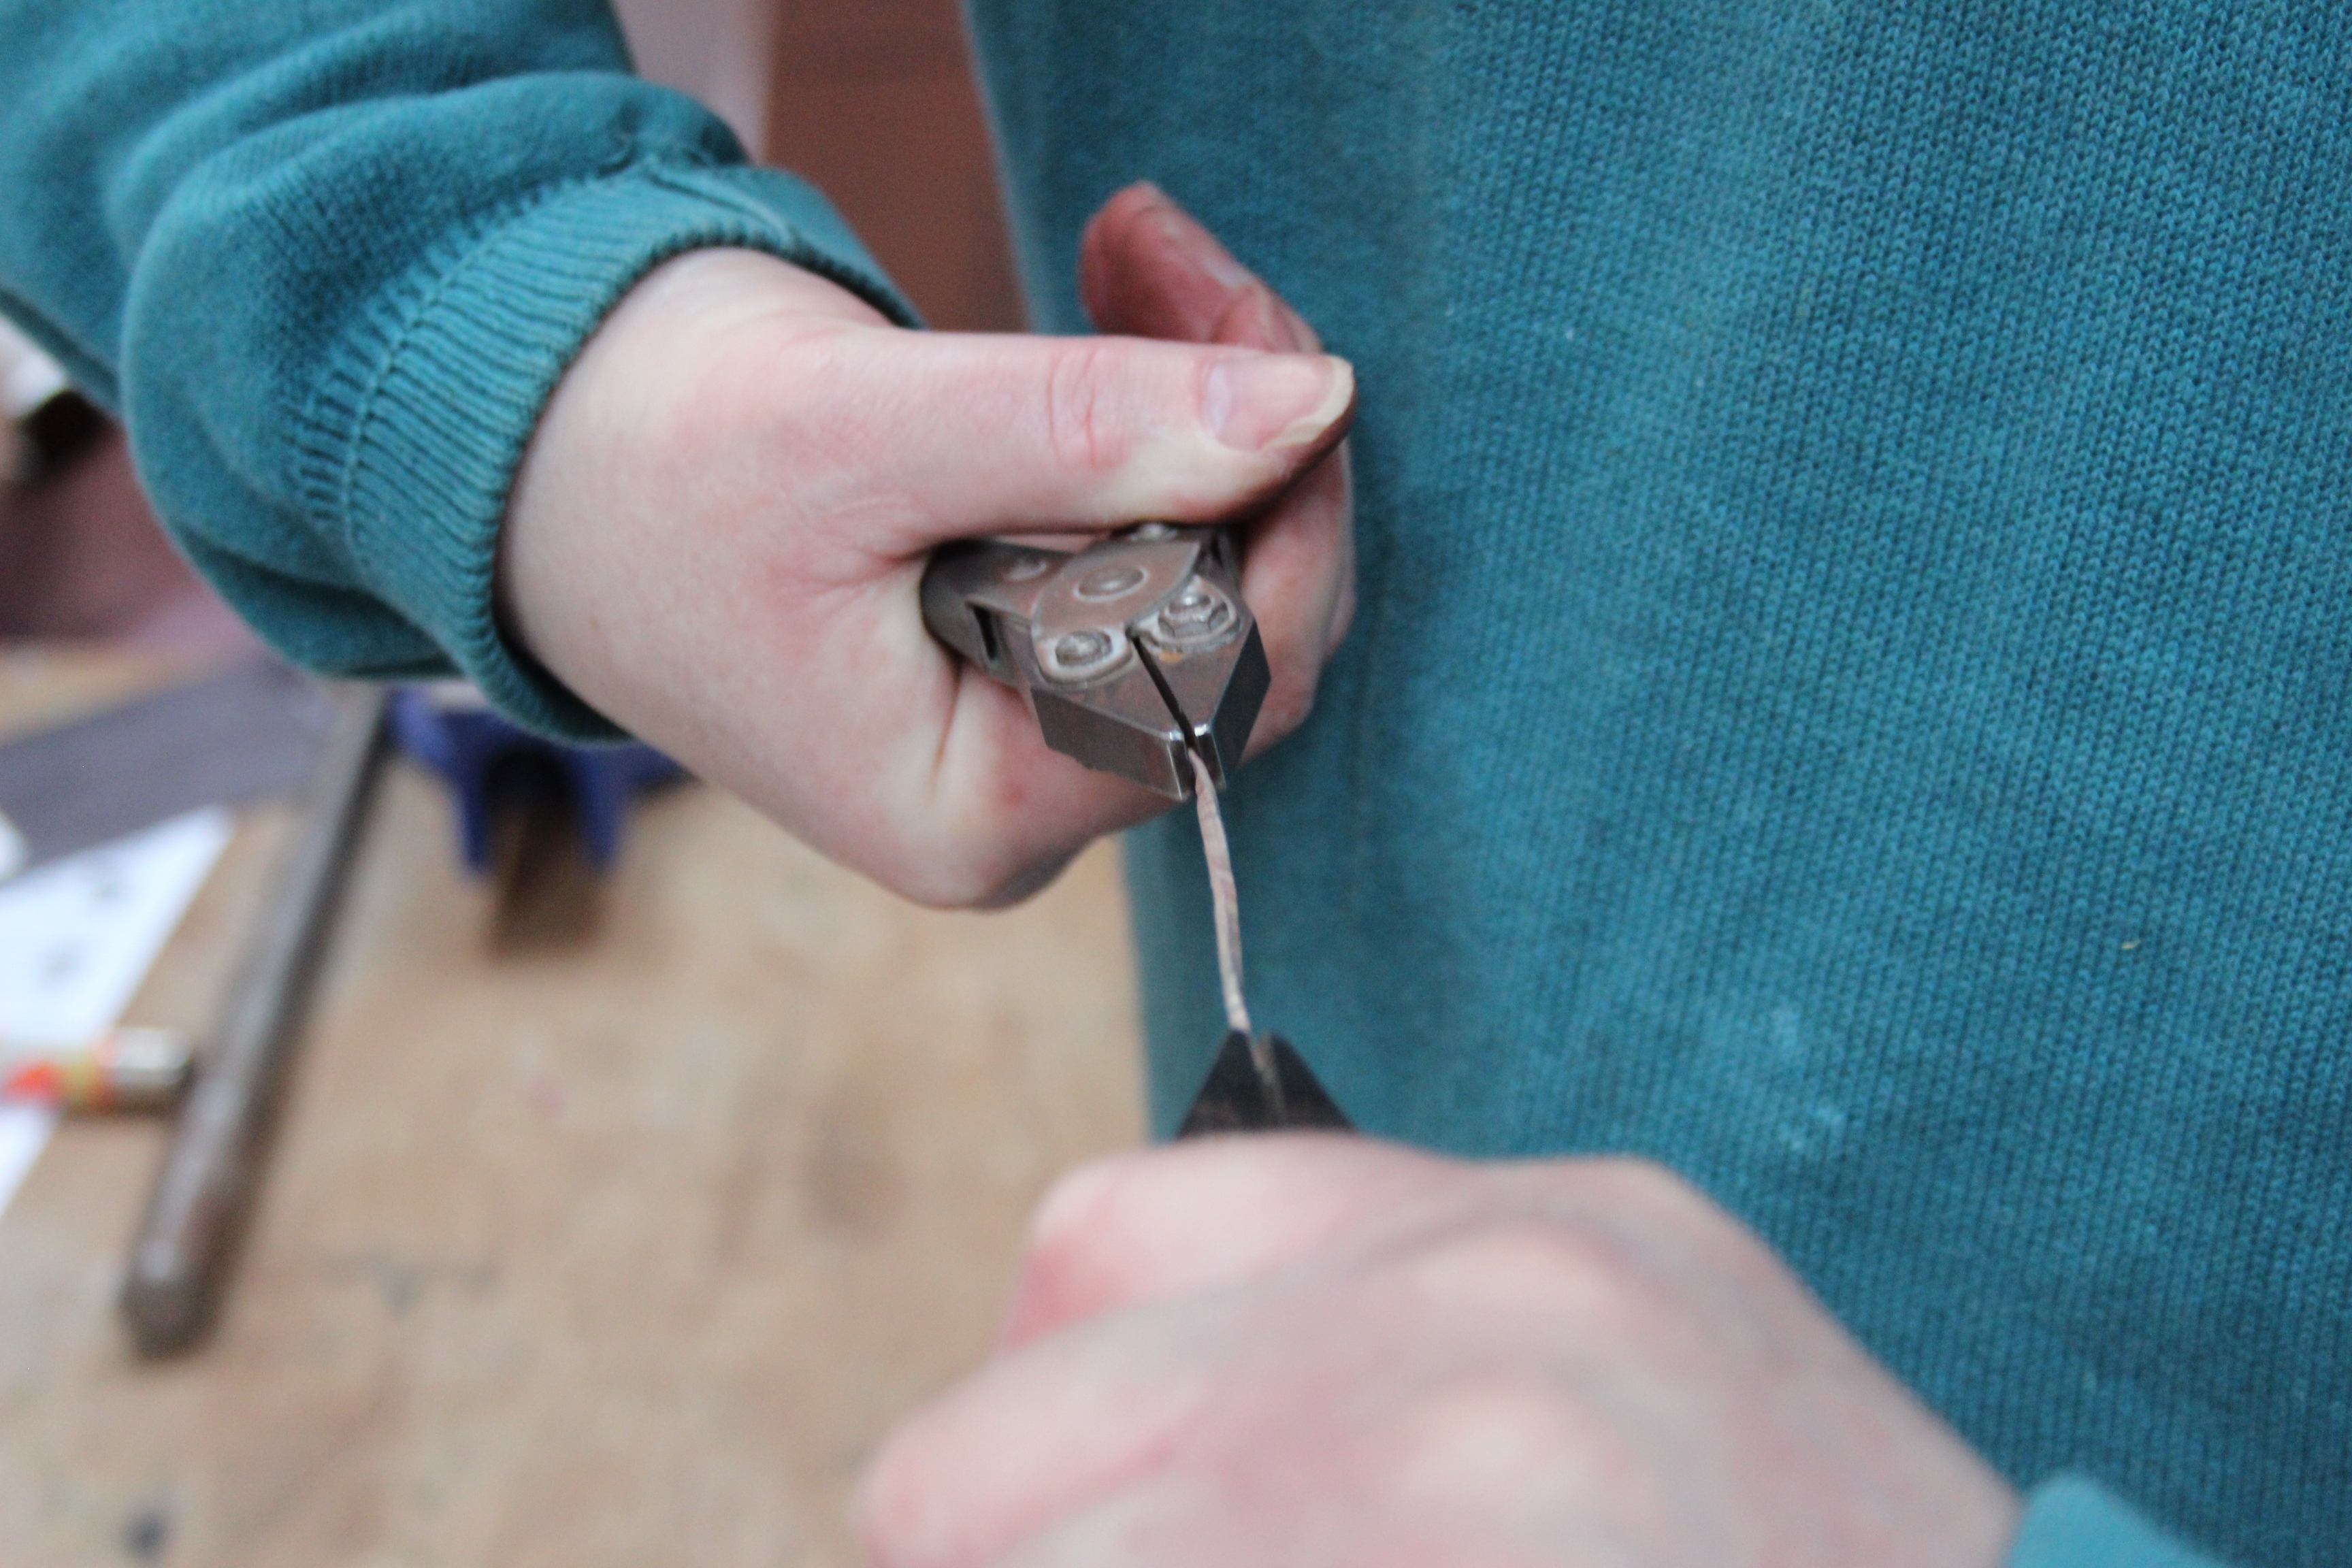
[1152,583,1235,648]
[1075,564,1146,600]
[1164,586,1220,625]
[1044,627,1126,681]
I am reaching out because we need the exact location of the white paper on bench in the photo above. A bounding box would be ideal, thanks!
[0,808,232,1218]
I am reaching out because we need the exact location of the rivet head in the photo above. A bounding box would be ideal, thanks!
[1128,521,1177,541]
[1000,555,1051,583]
[1075,564,1147,600]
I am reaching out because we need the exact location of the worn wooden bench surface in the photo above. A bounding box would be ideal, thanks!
[0,648,1145,1567]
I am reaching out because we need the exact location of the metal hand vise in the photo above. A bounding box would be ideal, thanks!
[919,523,1270,799]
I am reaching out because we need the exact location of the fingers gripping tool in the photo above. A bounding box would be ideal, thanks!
[920,524,1350,1134]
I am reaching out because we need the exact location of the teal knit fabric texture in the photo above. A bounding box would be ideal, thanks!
[2016,1481,2230,1568]
[1,0,2342,1561]
[981,2,2348,1561]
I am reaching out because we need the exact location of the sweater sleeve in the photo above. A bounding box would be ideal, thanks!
[0,0,913,737]
[2008,1477,2231,1568]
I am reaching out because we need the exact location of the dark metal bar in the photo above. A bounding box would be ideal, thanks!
[119,685,389,1356]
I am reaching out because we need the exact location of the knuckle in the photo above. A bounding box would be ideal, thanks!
[1002,1154,1154,1337]
[1434,1215,1599,1282]
[1382,1374,1611,1507]
[1588,1156,1749,1247]
[1412,1213,1652,1324]
[1041,340,1134,477]
[1025,1152,1147,1267]
[1587,1154,1699,1209]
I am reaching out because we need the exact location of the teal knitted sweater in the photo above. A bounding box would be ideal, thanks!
[2,1,2338,1561]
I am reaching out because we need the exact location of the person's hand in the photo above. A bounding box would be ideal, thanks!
[859,1138,2021,1567]
[501,185,1353,906]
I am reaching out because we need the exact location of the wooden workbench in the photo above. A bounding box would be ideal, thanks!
[0,649,1146,1567]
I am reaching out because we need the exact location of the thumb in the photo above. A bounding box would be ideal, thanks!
[787,326,1354,551]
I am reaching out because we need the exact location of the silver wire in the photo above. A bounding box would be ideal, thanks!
[1190,751,1253,1039]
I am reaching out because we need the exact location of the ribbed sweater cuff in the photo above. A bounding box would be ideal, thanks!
[2007,1477,2229,1568]
[291,161,914,740]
